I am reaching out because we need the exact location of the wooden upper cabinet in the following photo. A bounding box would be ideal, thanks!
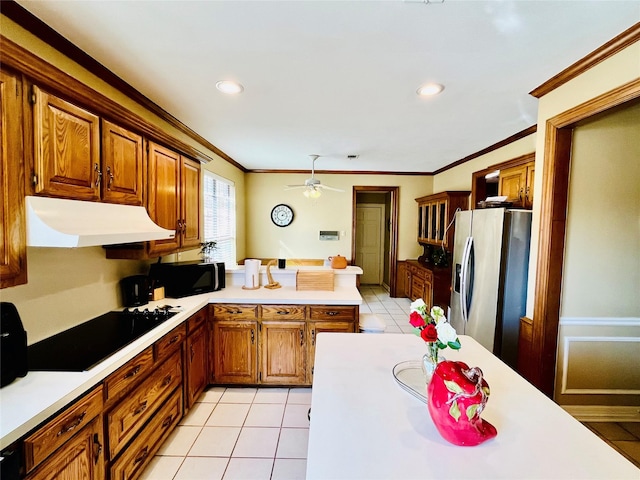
[180,156,201,249]
[499,160,535,209]
[147,141,181,255]
[101,119,144,205]
[32,86,101,200]
[415,191,469,249]
[147,142,201,256]
[0,68,27,289]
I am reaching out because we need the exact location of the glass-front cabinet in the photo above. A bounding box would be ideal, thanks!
[415,191,470,249]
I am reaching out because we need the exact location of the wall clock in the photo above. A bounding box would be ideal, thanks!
[271,204,294,227]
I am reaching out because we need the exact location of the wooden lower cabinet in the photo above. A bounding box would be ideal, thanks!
[25,417,104,480]
[108,388,182,480]
[405,260,452,311]
[211,319,258,384]
[211,303,358,386]
[260,321,306,385]
[186,322,208,409]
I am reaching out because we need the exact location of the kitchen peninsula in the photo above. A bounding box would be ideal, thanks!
[0,266,362,472]
[307,333,639,479]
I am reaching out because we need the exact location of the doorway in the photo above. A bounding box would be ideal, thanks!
[352,186,399,295]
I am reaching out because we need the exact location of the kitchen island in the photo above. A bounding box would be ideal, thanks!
[307,333,639,479]
[0,280,361,450]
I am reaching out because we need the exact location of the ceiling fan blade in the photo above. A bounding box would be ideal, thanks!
[284,184,306,190]
[318,184,344,192]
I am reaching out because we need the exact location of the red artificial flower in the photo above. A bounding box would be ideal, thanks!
[421,324,438,343]
[409,311,426,328]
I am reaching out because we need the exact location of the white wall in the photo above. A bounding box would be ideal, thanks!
[245,172,432,262]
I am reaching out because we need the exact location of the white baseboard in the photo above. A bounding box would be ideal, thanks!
[562,405,640,422]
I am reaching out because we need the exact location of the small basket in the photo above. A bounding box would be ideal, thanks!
[296,270,335,291]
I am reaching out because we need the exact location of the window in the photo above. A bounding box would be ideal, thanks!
[203,171,236,266]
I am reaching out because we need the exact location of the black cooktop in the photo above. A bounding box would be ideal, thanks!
[28,307,177,372]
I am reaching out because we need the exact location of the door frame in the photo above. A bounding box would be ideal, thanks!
[530,78,640,396]
[351,186,399,296]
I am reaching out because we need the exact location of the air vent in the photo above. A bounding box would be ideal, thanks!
[347,155,359,160]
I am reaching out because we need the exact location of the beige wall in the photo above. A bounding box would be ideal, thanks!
[0,16,246,342]
[244,172,432,262]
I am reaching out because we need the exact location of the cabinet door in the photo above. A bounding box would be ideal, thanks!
[180,156,201,249]
[26,417,104,480]
[32,86,100,200]
[260,321,306,385]
[525,163,535,209]
[101,120,144,205]
[186,324,208,408]
[307,321,354,383]
[147,141,181,255]
[212,320,257,384]
[499,165,526,208]
[0,69,27,288]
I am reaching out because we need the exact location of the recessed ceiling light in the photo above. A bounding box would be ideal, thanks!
[216,80,244,94]
[416,83,444,96]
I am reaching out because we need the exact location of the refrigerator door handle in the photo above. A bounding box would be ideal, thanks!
[460,236,473,324]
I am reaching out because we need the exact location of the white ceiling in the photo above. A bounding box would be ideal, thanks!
[15,1,640,173]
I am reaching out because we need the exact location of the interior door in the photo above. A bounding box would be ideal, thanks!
[355,205,384,284]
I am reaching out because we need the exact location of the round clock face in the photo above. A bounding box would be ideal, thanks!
[271,204,294,227]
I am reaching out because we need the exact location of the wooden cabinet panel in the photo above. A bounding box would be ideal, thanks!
[186,324,208,408]
[101,119,144,205]
[180,156,201,249]
[26,417,104,480]
[108,388,182,480]
[525,163,535,209]
[309,306,357,322]
[106,350,182,458]
[24,386,103,474]
[212,304,259,320]
[154,324,186,361]
[499,160,535,209]
[103,347,154,403]
[147,141,181,256]
[307,321,354,383]
[260,321,306,385]
[32,86,101,200]
[212,320,257,384]
[0,68,27,289]
[261,305,306,320]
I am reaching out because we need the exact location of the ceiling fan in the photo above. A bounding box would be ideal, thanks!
[285,155,344,198]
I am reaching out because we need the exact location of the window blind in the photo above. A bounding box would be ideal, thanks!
[203,172,236,266]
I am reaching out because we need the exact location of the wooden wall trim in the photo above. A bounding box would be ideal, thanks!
[433,125,537,175]
[488,152,535,171]
[530,23,640,98]
[248,169,432,176]
[530,78,640,397]
[0,35,214,165]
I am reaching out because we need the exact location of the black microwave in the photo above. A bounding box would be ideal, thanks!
[149,261,225,298]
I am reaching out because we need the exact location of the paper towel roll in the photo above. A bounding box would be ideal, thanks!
[244,259,261,289]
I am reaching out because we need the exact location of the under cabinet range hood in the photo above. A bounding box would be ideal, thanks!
[26,196,175,247]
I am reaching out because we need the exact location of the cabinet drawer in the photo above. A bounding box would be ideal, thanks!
[24,386,103,473]
[309,306,357,322]
[109,388,183,480]
[104,347,154,403]
[212,304,259,320]
[261,305,307,320]
[187,307,207,333]
[107,351,182,458]
[155,324,186,360]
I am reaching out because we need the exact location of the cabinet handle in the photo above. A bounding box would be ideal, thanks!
[299,329,304,346]
[162,375,173,387]
[525,186,531,202]
[162,415,174,429]
[181,220,187,233]
[251,329,255,344]
[134,401,148,416]
[124,365,141,379]
[169,335,180,344]
[518,187,523,201]
[106,165,114,190]
[133,446,149,465]
[326,311,338,316]
[311,329,316,346]
[56,411,86,437]
[190,344,195,361]
[94,163,102,188]
[276,310,288,315]
[93,433,102,465]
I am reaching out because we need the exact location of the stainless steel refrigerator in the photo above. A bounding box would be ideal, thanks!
[449,208,532,369]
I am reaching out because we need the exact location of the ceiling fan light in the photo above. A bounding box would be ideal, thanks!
[216,80,244,94]
[303,187,321,199]
[416,83,444,96]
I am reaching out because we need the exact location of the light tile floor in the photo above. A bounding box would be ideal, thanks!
[140,286,640,478]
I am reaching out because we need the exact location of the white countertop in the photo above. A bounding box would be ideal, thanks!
[306,333,639,480]
[0,285,361,449]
